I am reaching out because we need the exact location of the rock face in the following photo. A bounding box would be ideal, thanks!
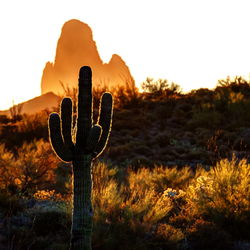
[41,19,134,95]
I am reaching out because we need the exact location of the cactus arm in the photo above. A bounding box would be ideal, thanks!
[61,98,74,149]
[95,92,113,157]
[48,113,73,162]
[76,66,93,151]
[85,125,102,154]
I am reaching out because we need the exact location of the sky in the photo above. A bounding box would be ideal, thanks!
[1,0,250,110]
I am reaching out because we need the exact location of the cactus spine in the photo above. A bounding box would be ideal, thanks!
[48,66,113,250]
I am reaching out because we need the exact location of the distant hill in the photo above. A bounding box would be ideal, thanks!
[41,19,135,95]
[0,92,60,116]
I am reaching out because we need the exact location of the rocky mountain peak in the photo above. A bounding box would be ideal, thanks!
[41,19,134,95]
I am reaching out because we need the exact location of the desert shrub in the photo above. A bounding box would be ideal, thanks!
[141,77,181,97]
[0,140,58,197]
[187,156,250,239]
[0,123,20,151]
[127,166,193,193]
[0,143,15,185]
[112,81,140,109]
[17,112,49,139]
[187,81,250,131]
[189,88,214,102]
[0,111,49,151]
[118,166,191,228]
[91,162,148,249]
[92,162,121,210]
[216,76,250,96]
[122,179,172,225]
[91,162,192,249]
[141,77,169,94]
[214,88,249,120]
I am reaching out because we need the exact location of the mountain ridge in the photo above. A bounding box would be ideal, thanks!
[0,92,60,116]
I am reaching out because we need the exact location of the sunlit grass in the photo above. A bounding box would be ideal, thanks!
[0,140,249,248]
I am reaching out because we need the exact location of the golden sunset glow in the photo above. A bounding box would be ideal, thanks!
[1,0,250,110]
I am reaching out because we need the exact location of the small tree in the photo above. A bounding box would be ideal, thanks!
[141,77,181,96]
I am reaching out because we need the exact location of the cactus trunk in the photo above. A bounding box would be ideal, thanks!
[70,156,93,250]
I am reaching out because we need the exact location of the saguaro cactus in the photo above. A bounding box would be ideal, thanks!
[48,66,113,250]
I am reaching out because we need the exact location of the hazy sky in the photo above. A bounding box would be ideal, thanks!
[1,0,250,110]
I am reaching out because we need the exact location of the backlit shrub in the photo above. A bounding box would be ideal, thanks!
[0,139,58,197]
[187,156,250,239]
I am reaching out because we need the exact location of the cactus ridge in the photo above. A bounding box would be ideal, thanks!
[49,66,113,162]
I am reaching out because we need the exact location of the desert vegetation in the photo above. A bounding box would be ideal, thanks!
[0,75,250,249]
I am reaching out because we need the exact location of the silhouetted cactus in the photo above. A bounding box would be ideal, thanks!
[48,66,113,250]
